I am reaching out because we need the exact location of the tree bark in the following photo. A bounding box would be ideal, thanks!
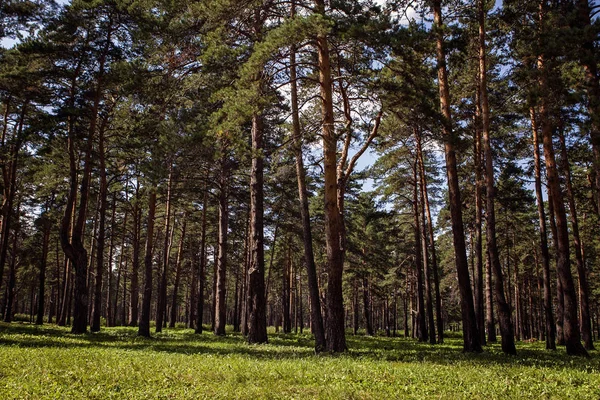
[195,186,208,334]
[247,113,268,344]
[314,0,347,353]
[537,3,587,355]
[214,156,229,336]
[156,163,174,333]
[416,133,443,344]
[413,161,428,342]
[138,186,157,337]
[479,0,516,354]
[557,124,594,350]
[433,0,481,352]
[129,180,141,326]
[169,216,187,328]
[289,7,326,348]
[35,214,51,325]
[530,107,556,350]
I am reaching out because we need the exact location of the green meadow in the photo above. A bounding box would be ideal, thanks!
[0,323,598,399]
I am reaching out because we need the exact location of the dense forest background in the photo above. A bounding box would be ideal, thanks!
[0,0,599,357]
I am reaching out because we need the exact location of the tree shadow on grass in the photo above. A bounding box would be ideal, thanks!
[0,322,597,372]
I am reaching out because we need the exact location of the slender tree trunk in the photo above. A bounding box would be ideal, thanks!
[247,113,268,344]
[138,187,157,337]
[479,0,516,355]
[106,193,118,327]
[413,162,428,342]
[362,275,374,336]
[474,71,486,347]
[129,180,141,326]
[314,0,346,353]
[195,187,208,334]
[3,203,20,322]
[169,216,187,328]
[576,0,600,227]
[35,215,51,325]
[433,0,481,352]
[537,3,587,355]
[282,239,291,333]
[416,134,443,343]
[156,164,174,333]
[556,126,594,350]
[291,0,326,353]
[91,120,109,332]
[214,157,229,336]
[530,107,556,350]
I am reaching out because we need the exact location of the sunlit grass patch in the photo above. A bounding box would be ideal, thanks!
[0,322,598,399]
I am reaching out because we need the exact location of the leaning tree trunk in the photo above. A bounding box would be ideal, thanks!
[479,0,516,355]
[433,0,481,352]
[138,187,157,338]
[530,107,556,350]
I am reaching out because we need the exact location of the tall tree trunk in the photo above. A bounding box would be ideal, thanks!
[576,0,600,226]
[537,3,587,355]
[291,0,326,353]
[129,180,141,326]
[214,156,229,336]
[362,275,374,336]
[479,0,516,355]
[156,164,174,333]
[314,0,347,353]
[138,186,157,337]
[416,133,443,343]
[247,113,268,344]
[0,101,25,299]
[433,0,481,352]
[195,186,208,334]
[282,239,291,334]
[416,130,436,344]
[169,216,187,328]
[557,125,594,350]
[3,203,20,322]
[474,70,486,346]
[106,192,118,327]
[91,119,109,333]
[413,161,428,342]
[530,107,556,350]
[35,214,51,325]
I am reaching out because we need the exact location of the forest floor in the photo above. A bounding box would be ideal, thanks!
[0,322,598,399]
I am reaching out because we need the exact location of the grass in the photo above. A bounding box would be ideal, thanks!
[0,323,599,399]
